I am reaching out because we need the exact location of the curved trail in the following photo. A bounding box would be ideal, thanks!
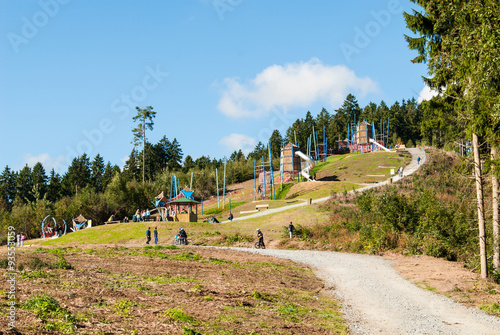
[227,248,500,334]
[223,149,500,333]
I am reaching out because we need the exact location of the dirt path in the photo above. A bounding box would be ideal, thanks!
[232,248,500,334]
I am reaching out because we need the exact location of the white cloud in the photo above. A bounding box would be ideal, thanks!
[23,153,67,173]
[417,85,439,103]
[219,134,256,155]
[217,58,379,118]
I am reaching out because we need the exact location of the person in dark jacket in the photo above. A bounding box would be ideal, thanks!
[288,222,295,239]
[146,227,151,244]
[256,229,265,248]
[178,227,188,245]
[154,227,158,245]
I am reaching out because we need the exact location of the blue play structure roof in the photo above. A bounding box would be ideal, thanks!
[181,190,194,199]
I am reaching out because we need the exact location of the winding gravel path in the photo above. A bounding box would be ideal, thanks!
[221,149,500,333]
[227,248,500,334]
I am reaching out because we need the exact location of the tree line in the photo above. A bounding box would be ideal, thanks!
[0,91,454,243]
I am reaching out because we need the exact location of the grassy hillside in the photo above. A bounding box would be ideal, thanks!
[200,151,412,221]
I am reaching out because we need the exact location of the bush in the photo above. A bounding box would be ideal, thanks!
[28,257,47,270]
[51,256,74,270]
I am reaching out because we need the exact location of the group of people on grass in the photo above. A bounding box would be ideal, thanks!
[15,232,26,247]
[133,209,151,222]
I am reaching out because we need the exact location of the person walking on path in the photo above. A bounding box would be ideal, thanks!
[154,227,158,245]
[146,227,151,244]
[16,232,21,247]
[288,222,295,239]
[256,229,265,248]
[417,156,421,165]
[398,166,404,178]
[20,233,25,247]
[228,212,233,221]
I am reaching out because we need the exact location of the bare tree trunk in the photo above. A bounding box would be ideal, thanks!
[492,145,499,270]
[473,132,488,279]
[142,119,145,184]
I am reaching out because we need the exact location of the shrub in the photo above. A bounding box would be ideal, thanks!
[28,257,47,270]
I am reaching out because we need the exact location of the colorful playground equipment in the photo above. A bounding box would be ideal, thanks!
[340,117,391,154]
[71,214,89,231]
[41,215,67,238]
[153,188,200,222]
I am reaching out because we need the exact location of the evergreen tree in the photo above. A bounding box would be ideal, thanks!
[132,106,156,183]
[195,156,212,170]
[62,154,91,196]
[17,165,34,203]
[405,0,500,278]
[166,138,183,170]
[331,94,360,142]
[0,166,17,208]
[102,162,118,190]
[268,130,283,159]
[90,154,105,193]
[123,149,140,181]
[31,162,47,201]
[46,169,62,203]
[183,155,194,172]
[247,142,267,161]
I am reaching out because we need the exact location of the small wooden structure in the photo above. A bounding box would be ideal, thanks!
[168,197,200,222]
[280,142,302,173]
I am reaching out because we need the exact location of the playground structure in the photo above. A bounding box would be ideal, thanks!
[307,126,329,164]
[295,150,316,182]
[71,214,89,231]
[254,141,317,200]
[41,215,67,238]
[339,117,391,154]
[153,186,200,222]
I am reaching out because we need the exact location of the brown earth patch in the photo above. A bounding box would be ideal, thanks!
[0,246,346,334]
[385,252,500,315]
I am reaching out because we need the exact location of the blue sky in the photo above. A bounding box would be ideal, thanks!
[0,0,429,174]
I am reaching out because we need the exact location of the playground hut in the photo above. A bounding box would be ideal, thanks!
[72,214,89,231]
[280,142,302,173]
[168,197,200,222]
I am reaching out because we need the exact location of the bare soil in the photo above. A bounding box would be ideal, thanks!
[0,246,346,335]
[385,252,500,315]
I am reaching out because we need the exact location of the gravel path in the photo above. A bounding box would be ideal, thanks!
[222,149,500,333]
[226,248,500,334]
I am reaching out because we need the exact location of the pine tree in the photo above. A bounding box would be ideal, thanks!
[132,106,156,183]
[166,138,183,171]
[17,165,34,203]
[31,162,47,201]
[62,154,91,196]
[405,0,500,278]
[0,166,17,208]
[46,169,62,203]
[91,154,105,193]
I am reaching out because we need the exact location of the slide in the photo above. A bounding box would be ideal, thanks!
[294,150,316,182]
[369,138,391,152]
